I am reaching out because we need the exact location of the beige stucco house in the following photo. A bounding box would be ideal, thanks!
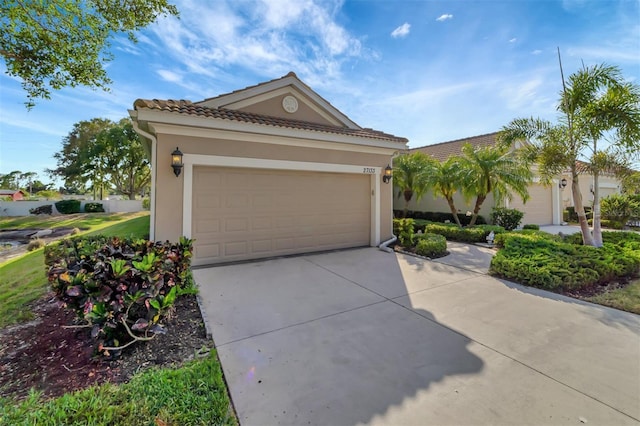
[130,72,407,266]
[401,133,622,226]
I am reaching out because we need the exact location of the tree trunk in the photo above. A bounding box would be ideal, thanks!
[592,170,603,247]
[445,196,462,227]
[469,194,486,226]
[403,189,413,218]
[571,169,595,246]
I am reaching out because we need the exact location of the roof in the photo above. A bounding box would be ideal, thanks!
[410,132,498,161]
[133,98,408,144]
[0,189,24,195]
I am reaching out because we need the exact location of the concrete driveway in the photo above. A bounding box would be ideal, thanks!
[194,247,640,426]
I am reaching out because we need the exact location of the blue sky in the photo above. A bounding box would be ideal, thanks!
[1,0,638,184]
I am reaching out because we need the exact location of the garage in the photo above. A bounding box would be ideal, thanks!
[191,166,371,265]
[130,72,407,265]
[508,183,553,225]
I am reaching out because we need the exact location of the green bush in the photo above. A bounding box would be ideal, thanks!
[142,198,150,210]
[393,218,415,247]
[393,210,486,225]
[54,199,81,214]
[27,238,46,251]
[601,193,640,225]
[491,207,524,231]
[29,204,52,215]
[45,236,195,357]
[423,222,505,243]
[563,230,640,246]
[84,202,105,213]
[414,233,447,258]
[490,233,640,290]
[523,224,539,230]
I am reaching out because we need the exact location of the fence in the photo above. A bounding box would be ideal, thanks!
[0,200,144,217]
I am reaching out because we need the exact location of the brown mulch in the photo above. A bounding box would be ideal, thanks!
[0,293,212,401]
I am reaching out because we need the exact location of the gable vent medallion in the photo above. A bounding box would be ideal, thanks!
[282,95,299,113]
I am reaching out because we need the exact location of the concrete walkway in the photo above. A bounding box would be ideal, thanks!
[194,247,640,426]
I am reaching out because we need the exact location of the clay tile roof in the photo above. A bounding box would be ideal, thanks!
[133,98,408,144]
[410,132,498,161]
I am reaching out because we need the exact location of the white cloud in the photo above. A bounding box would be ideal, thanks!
[531,49,542,55]
[391,23,411,38]
[157,69,183,84]
[509,38,517,43]
[436,14,453,22]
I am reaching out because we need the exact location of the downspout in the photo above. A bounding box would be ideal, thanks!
[379,150,402,253]
[131,117,157,241]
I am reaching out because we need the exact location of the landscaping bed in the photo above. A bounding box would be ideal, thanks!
[0,292,211,401]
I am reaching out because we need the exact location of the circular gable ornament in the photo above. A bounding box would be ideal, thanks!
[282,95,298,113]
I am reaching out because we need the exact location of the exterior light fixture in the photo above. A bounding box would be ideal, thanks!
[382,164,393,184]
[171,147,183,177]
[559,178,568,189]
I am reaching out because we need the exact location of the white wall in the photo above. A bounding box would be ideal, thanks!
[0,200,144,216]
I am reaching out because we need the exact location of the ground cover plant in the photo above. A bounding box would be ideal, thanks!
[490,231,640,295]
[392,218,448,258]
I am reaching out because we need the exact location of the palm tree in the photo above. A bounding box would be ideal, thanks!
[393,152,433,217]
[428,157,465,226]
[500,62,640,247]
[457,143,532,226]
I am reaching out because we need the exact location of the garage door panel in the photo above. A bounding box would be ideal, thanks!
[192,167,371,265]
[509,184,553,225]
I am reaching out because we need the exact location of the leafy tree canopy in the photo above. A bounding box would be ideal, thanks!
[1,0,178,107]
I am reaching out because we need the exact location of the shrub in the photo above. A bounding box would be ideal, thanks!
[393,210,486,225]
[27,238,46,251]
[423,222,505,243]
[393,218,415,247]
[523,224,539,230]
[29,204,52,215]
[490,233,640,290]
[45,236,195,357]
[142,198,151,210]
[414,233,447,258]
[54,199,81,214]
[35,190,62,200]
[490,207,524,231]
[84,202,105,213]
[601,193,640,225]
[563,230,640,246]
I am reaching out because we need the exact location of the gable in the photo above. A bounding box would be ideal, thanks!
[195,72,358,129]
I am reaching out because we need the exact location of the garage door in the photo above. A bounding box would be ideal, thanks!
[191,166,371,265]
[509,184,553,226]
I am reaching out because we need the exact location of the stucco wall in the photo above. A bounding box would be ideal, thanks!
[154,133,396,244]
[393,190,495,221]
[563,174,621,209]
[0,200,143,216]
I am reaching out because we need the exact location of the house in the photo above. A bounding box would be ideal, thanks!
[0,189,25,201]
[130,72,408,266]
[402,132,622,226]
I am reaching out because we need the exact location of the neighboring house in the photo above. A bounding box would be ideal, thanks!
[401,132,622,226]
[130,72,408,266]
[0,189,26,201]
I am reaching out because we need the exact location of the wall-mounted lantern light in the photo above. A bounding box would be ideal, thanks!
[559,178,567,189]
[171,147,183,177]
[382,164,393,184]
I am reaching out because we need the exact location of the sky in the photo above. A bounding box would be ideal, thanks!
[1,0,639,185]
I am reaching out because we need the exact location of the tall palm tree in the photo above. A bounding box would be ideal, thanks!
[457,143,532,226]
[500,62,640,247]
[393,152,433,217]
[428,157,465,226]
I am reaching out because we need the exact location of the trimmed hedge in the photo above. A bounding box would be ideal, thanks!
[491,207,524,231]
[84,202,105,213]
[522,224,540,230]
[54,199,81,214]
[490,233,640,290]
[423,223,505,243]
[414,233,447,258]
[393,210,486,225]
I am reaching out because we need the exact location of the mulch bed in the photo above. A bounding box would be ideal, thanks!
[0,293,212,401]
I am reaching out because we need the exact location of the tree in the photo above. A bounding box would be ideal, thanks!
[499,62,640,247]
[427,157,464,227]
[457,143,532,226]
[1,0,178,107]
[0,170,22,189]
[49,118,150,200]
[393,152,433,217]
[96,119,151,199]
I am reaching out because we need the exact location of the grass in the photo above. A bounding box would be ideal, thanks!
[0,212,150,328]
[0,351,237,426]
[585,278,640,315]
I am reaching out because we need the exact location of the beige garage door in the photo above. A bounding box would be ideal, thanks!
[191,166,371,265]
[509,184,553,226]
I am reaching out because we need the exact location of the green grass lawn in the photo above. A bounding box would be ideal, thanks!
[585,279,640,315]
[0,212,150,328]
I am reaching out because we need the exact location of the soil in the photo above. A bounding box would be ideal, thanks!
[0,293,213,401]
